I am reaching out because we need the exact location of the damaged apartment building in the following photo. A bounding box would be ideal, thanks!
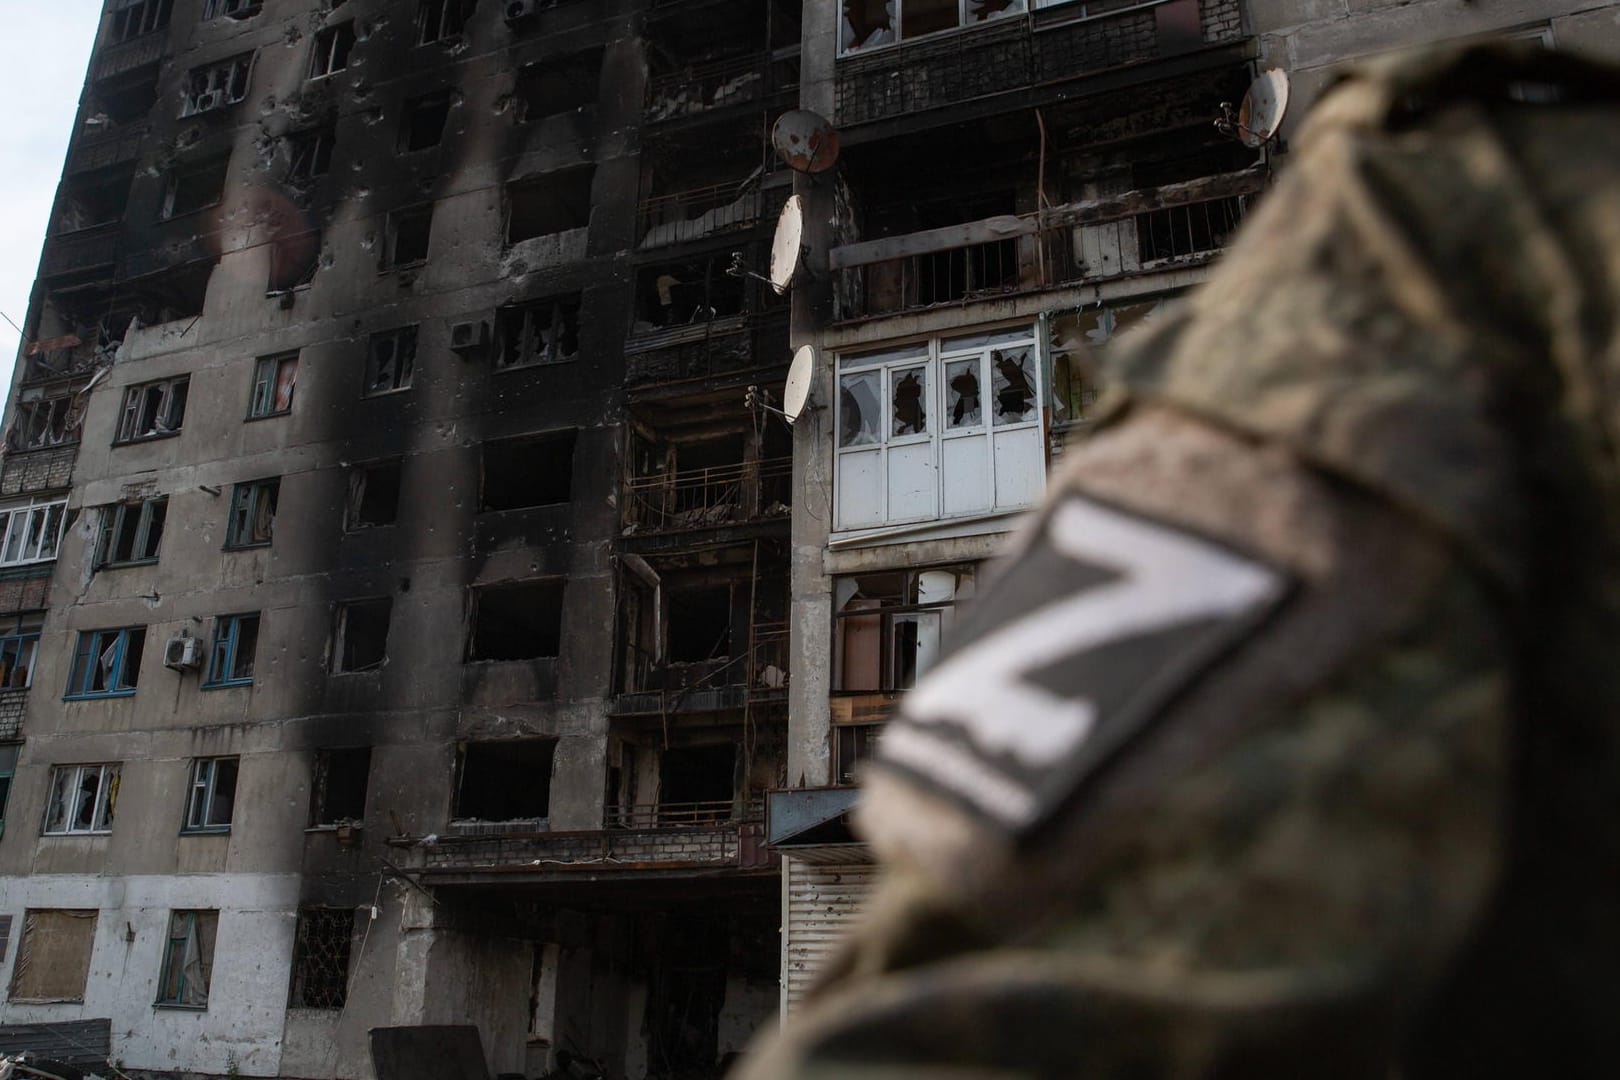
[1,1,1617,1080]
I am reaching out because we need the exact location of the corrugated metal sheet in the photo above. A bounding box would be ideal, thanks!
[0,1019,112,1068]
[783,859,878,1013]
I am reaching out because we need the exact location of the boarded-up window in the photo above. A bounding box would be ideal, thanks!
[8,909,98,1002]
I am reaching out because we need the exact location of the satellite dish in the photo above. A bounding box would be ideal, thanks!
[768,195,805,295]
[1238,69,1289,147]
[783,345,816,423]
[772,110,841,174]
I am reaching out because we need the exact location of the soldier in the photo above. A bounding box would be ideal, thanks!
[742,44,1620,1078]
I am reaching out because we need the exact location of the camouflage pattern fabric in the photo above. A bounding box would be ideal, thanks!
[741,45,1620,1079]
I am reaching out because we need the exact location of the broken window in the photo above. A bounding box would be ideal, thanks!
[309,747,370,824]
[112,0,173,43]
[346,461,401,530]
[66,629,145,698]
[96,495,167,567]
[308,23,355,79]
[383,205,433,269]
[0,498,67,567]
[116,375,189,442]
[43,763,121,832]
[400,91,451,152]
[505,167,594,243]
[834,565,975,692]
[225,479,279,549]
[834,722,881,785]
[331,598,390,673]
[183,53,253,116]
[289,907,355,1009]
[0,615,43,689]
[454,740,556,822]
[633,254,748,329]
[480,431,575,511]
[467,580,564,661]
[204,613,259,687]
[667,585,731,664]
[268,228,320,292]
[1048,297,1172,427]
[203,0,261,19]
[156,910,217,1008]
[94,70,160,125]
[8,395,82,450]
[364,326,417,395]
[54,167,134,233]
[417,0,474,45]
[659,745,736,813]
[989,346,1036,424]
[495,295,579,369]
[249,352,299,418]
[8,910,98,1004]
[839,0,1026,54]
[183,757,238,832]
[515,49,603,122]
[287,125,335,182]
[160,156,228,219]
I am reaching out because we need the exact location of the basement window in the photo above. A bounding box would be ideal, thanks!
[289,907,355,1009]
[417,0,474,45]
[249,352,299,418]
[364,326,417,396]
[467,580,564,662]
[96,495,167,567]
[160,156,228,220]
[309,748,370,825]
[345,461,402,530]
[383,205,433,269]
[515,49,604,122]
[834,565,975,691]
[115,375,188,442]
[182,53,253,116]
[505,167,594,244]
[667,585,731,664]
[287,125,335,182]
[400,92,451,152]
[225,479,279,549]
[454,740,556,822]
[156,910,217,1008]
[8,910,98,1004]
[480,431,575,511]
[332,598,390,673]
[495,295,579,369]
[308,23,355,79]
[113,0,172,44]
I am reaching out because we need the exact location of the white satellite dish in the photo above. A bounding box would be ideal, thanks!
[768,194,805,295]
[783,345,816,423]
[1238,68,1289,147]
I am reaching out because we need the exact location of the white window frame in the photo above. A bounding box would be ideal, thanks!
[183,758,238,832]
[308,22,355,80]
[43,763,120,835]
[182,53,253,116]
[364,327,418,395]
[249,352,299,417]
[0,498,67,568]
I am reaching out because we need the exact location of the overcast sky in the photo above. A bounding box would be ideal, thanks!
[0,2,103,391]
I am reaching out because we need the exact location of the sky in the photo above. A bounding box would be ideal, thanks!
[0,2,105,391]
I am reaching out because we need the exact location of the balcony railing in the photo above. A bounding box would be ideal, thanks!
[645,51,798,123]
[624,309,790,388]
[620,623,790,701]
[66,124,149,175]
[40,224,120,279]
[91,31,166,82]
[606,798,762,829]
[637,182,785,250]
[624,456,791,533]
[831,167,1264,320]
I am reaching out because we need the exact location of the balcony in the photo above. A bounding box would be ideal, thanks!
[624,457,791,534]
[645,50,799,125]
[835,0,1244,127]
[615,623,788,716]
[40,224,120,280]
[66,124,149,176]
[832,167,1263,320]
[638,182,787,251]
[91,31,166,82]
[625,311,789,390]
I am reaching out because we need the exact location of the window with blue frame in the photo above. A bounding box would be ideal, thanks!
[204,613,259,687]
[156,909,217,1008]
[65,627,146,698]
[0,614,43,689]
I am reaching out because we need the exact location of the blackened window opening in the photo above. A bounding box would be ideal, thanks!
[401,92,451,152]
[161,157,228,219]
[667,586,731,663]
[506,167,594,243]
[455,740,557,821]
[496,295,580,368]
[480,431,576,511]
[310,747,371,825]
[385,206,433,268]
[347,462,401,529]
[334,598,391,672]
[468,580,564,661]
[635,256,747,327]
[516,49,604,121]
[659,745,735,809]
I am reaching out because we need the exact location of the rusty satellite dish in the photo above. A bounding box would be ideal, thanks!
[1237,68,1289,147]
[772,110,841,174]
[768,194,805,295]
[783,345,816,423]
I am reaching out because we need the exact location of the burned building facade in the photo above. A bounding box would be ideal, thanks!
[1,1,1618,1079]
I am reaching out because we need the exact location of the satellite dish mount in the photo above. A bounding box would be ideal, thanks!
[1216,68,1290,148]
[746,345,820,426]
[729,194,811,296]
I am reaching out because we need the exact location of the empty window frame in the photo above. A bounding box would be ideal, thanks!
[116,376,189,442]
[833,565,975,692]
[43,763,121,833]
[183,53,253,116]
[383,206,433,269]
[287,125,335,182]
[634,255,748,328]
[1047,297,1173,428]
[269,228,321,292]
[399,92,451,152]
[667,585,732,664]
[8,396,81,450]
[345,461,401,530]
[55,168,135,233]
[332,599,390,673]
[417,0,474,44]
[505,167,594,244]
[453,739,556,822]
[289,907,354,1008]
[309,747,370,824]
[839,0,1027,55]
[96,496,167,567]
[480,431,576,511]
[156,910,217,1008]
[66,628,146,698]
[308,23,356,79]
[204,613,259,687]
[249,352,299,418]
[0,616,43,689]
[0,498,68,568]
[203,0,261,19]
[834,722,881,785]
[467,580,563,662]
[8,910,98,1004]
[225,479,279,549]
[495,295,579,369]
[364,326,417,395]
[112,0,173,44]
[183,757,238,832]
[515,49,604,122]
[160,156,228,220]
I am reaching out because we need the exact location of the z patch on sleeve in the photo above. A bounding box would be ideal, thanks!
[879,492,1290,839]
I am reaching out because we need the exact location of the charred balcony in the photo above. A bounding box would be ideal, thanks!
[638,118,789,251]
[643,0,801,128]
[624,248,790,390]
[623,398,792,540]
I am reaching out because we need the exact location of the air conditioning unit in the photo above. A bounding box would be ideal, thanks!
[163,635,204,671]
[504,0,539,25]
[448,319,491,355]
[191,90,223,115]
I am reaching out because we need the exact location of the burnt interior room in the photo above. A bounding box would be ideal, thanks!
[643,0,802,102]
[454,739,557,823]
[631,250,785,331]
[624,393,792,531]
[481,430,577,512]
[506,166,596,243]
[46,260,216,332]
[88,68,160,126]
[516,46,605,123]
[638,115,777,243]
[467,580,565,662]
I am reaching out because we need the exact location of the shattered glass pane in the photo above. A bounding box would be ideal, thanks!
[969,0,1027,23]
[891,365,928,437]
[840,371,882,447]
[842,0,896,53]
[946,358,982,428]
[903,0,960,40]
[990,346,1037,425]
